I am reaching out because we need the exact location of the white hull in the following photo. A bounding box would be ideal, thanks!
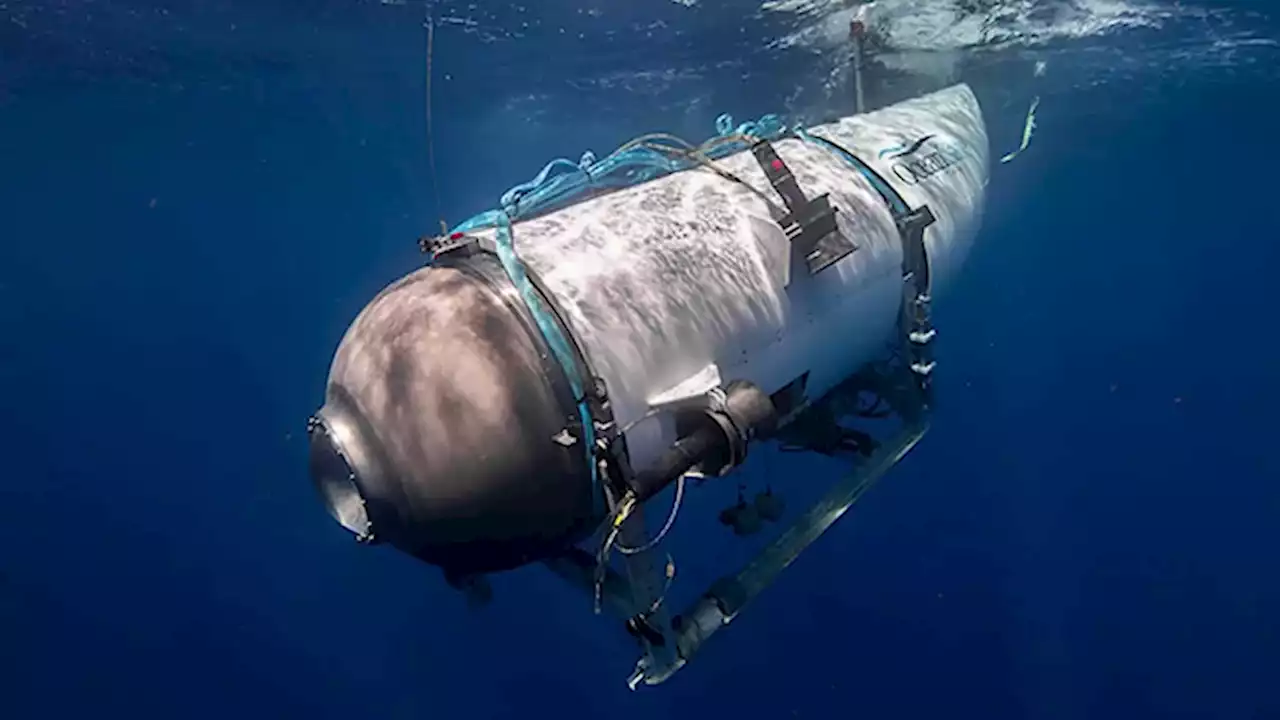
[476,84,989,469]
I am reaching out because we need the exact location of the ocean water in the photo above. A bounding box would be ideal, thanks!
[2,1,1279,718]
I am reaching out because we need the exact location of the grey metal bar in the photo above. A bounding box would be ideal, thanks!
[617,505,681,689]
[853,34,866,114]
[637,419,931,686]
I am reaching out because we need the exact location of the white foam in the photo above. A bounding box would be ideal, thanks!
[760,0,1279,106]
[764,0,1178,52]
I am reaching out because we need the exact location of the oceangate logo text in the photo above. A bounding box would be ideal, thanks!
[888,138,965,186]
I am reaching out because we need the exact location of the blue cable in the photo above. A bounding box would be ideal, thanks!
[442,112,924,515]
[465,112,790,228]
[453,209,602,505]
[447,111,792,509]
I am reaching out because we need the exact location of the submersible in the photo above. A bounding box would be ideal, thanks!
[307,84,989,686]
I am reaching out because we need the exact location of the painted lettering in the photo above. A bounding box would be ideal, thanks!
[889,143,964,185]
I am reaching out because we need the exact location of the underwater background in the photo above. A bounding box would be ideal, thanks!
[3,0,1279,717]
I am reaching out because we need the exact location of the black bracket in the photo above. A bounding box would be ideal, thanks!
[896,205,935,291]
[894,205,937,405]
[751,140,856,276]
[419,230,493,260]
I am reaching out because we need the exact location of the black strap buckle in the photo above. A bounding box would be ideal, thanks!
[751,140,855,276]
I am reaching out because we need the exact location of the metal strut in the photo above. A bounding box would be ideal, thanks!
[627,134,942,687]
[793,130,938,403]
[896,205,938,407]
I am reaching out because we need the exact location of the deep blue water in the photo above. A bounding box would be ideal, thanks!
[3,1,1280,718]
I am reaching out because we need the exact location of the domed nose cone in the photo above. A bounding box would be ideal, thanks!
[313,261,598,574]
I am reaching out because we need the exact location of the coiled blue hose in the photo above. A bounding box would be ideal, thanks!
[456,112,789,230]
[447,111,790,507]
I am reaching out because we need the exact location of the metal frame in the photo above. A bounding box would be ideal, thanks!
[543,352,931,688]
[535,130,942,689]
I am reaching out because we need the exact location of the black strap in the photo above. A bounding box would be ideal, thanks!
[793,132,939,405]
[750,139,852,275]
[752,140,810,213]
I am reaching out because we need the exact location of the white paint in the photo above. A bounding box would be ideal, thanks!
[765,0,1171,51]
[477,84,988,468]
[646,362,723,412]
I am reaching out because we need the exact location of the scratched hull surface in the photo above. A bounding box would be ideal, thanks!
[495,84,989,466]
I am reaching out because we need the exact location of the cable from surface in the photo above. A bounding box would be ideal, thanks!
[425,11,447,235]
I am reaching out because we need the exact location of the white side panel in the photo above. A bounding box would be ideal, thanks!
[817,83,990,301]
[485,84,988,467]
